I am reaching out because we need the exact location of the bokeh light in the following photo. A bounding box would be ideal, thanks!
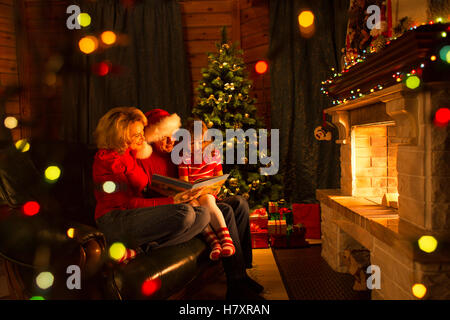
[298,11,315,28]
[30,296,45,300]
[109,242,126,261]
[103,181,117,193]
[4,116,18,129]
[412,283,427,299]
[101,31,117,45]
[439,45,450,63]
[141,278,161,296]
[36,272,54,290]
[418,235,438,253]
[255,60,268,74]
[93,61,110,76]
[434,108,450,127]
[23,201,40,216]
[430,55,437,61]
[15,139,30,152]
[67,228,75,239]
[406,75,421,89]
[78,36,98,54]
[77,13,91,27]
[45,166,61,182]
[44,72,57,86]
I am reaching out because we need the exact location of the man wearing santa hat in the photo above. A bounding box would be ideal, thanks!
[139,108,264,300]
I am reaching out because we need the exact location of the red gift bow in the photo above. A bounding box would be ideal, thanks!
[253,208,267,216]
[278,207,291,220]
[250,222,260,232]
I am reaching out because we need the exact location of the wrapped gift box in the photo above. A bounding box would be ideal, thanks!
[292,203,321,239]
[268,201,278,214]
[270,223,308,248]
[267,219,287,235]
[249,208,268,230]
[251,230,269,249]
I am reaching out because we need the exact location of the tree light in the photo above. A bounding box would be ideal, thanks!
[434,108,450,127]
[45,166,61,182]
[412,283,427,299]
[67,228,75,239]
[109,242,126,261]
[36,272,54,290]
[77,13,91,27]
[406,76,421,89]
[78,36,98,54]
[23,201,40,216]
[101,31,117,45]
[4,116,18,129]
[141,278,162,296]
[102,181,117,193]
[15,139,30,152]
[418,235,438,253]
[255,60,268,74]
[298,11,315,28]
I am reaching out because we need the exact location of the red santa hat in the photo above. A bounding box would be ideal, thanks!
[143,108,181,143]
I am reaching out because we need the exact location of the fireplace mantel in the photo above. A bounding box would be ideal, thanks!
[325,83,421,145]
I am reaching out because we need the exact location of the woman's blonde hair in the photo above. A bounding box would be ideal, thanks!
[94,107,147,153]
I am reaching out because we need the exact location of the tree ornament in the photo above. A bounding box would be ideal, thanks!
[207,121,214,128]
[244,113,249,118]
[229,178,238,187]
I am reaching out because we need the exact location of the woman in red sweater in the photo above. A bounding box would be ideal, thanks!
[92,107,210,258]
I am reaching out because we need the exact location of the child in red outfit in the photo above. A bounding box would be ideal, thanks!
[179,119,235,261]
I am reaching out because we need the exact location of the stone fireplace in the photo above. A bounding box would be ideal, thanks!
[317,25,450,300]
[352,124,398,207]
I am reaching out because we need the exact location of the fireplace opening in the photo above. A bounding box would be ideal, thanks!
[351,123,399,208]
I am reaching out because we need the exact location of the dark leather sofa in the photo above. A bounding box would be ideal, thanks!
[0,140,218,300]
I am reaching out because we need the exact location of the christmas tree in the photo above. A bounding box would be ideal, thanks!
[191,27,284,210]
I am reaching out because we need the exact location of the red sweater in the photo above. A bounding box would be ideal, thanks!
[92,148,173,220]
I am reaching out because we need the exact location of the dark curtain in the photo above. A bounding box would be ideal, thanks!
[62,0,191,145]
[268,0,349,203]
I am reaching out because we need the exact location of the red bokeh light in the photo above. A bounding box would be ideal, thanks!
[92,62,110,76]
[141,278,161,296]
[23,201,40,216]
[255,60,268,74]
[434,108,450,127]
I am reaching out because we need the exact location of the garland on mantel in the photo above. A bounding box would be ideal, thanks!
[321,20,450,106]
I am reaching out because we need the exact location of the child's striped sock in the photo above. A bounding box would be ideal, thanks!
[203,230,222,261]
[217,227,235,257]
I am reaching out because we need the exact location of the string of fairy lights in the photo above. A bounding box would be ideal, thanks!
[321,19,450,108]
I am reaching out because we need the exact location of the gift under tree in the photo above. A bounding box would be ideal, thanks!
[191,27,284,210]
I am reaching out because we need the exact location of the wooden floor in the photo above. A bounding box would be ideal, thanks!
[248,249,289,300]
[188,248,289,300]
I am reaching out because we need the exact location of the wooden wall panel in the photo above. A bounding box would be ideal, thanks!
[239,0,270,127]
[181,0,271,127]
[3,0,272,141]
[0,0,21,139]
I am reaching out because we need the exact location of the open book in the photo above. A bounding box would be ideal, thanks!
[149,174,229,202]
